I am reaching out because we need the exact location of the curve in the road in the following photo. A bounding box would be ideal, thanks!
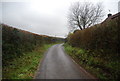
[34,44,95,79]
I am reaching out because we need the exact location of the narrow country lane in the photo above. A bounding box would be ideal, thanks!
[35,44,95,79]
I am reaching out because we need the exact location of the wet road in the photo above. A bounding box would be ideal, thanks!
[35,44,95,79]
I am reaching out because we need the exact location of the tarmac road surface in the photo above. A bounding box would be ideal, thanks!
[34,44,95,79]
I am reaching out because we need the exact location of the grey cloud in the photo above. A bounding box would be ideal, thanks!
[2,2,68,38]
[1,0,118,38]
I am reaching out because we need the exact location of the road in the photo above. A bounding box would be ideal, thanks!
[34,44,95,79]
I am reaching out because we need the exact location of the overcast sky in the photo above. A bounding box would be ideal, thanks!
[0,0,119,38]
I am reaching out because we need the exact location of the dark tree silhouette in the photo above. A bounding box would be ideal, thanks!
[68,2,104,30]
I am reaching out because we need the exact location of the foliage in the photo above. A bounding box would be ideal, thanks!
[3,44,54,79]
[67,15,119,55]
[2,24,64,67]
[64,43,120,80]
[66,13,120,80]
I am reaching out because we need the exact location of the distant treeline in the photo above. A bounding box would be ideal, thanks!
[67,12,120,55]
[2,24,64,65]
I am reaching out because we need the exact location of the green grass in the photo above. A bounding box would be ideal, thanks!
[64,43,119,81]
[3,44,54,79]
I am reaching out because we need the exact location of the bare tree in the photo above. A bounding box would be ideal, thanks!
[68,2,104,30]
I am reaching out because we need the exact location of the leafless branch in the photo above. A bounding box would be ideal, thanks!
[68,2,104,31]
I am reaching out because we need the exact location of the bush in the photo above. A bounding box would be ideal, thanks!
[67,14,119,55]
[2,24,64,66]
[64,44,120,80]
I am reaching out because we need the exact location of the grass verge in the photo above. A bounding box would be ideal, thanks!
[64,43,119,81]
[3,44,54,79]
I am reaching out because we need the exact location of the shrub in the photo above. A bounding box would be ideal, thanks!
[2,24,64,66]
[67,14,119,55]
